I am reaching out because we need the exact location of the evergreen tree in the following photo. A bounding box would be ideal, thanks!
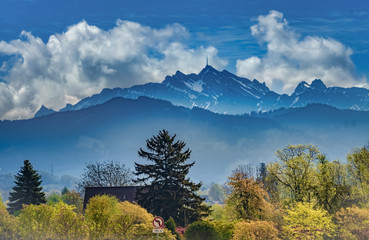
[134,129,210,226]
[8,160,46,214]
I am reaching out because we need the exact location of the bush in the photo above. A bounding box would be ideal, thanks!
[212,220,235,240]
[282,202,335,240]
[0,200,19,240]
[52,201,88,240]
[18,204,54,240]
[85,195,175,240]
[84,194,119,239]
[232,220,279,240]
[334,205,369,239]
[185,221,221,240]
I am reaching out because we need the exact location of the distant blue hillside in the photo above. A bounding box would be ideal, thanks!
[2,97,369,184]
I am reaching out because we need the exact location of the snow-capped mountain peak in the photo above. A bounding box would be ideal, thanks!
[41,66,369,118]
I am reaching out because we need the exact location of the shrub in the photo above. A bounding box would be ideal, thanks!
[0,200,19,240]
[84,195,119,239]
[282,202,335,240]
[334,205,369,239]
[212,220,235,240]
[52,201,88,240]
[232,220,279,240]
[185,221,221,240]
[18,204,54,240]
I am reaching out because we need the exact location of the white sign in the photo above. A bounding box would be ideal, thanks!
[152,216,164,228]
[153,229,164,233]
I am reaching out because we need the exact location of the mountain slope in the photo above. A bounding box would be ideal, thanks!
[46,66,369,117]
[4,97,369,183]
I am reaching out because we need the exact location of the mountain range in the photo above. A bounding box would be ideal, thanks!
[1,65,368,191]
[2,96,369,185]
[36,65,369,117]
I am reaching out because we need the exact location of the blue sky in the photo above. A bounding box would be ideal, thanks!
[0,0,369,119]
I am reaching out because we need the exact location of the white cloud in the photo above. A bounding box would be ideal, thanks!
[236,10,368,93]
[0,20,227,120]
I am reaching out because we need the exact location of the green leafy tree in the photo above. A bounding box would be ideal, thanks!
[62,190,83,214]
[185,221,221,240]
[208,183,226,203]
[282,202,335,240]
[267,144,320,203]
[8,160,46,214]
[313,156,350,213]
[135,129,210,226]
[347,144,369,202]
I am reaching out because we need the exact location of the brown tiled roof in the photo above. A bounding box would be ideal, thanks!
[83,186,144,209]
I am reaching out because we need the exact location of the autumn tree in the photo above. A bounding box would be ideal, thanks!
[8,160,46,214]
[267,144,320,203]
[226,170,272,220]
[334,205,369,239]
[135,129,210,226]
[232,220,279,240]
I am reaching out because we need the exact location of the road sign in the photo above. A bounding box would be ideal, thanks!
[152,216,164,228]
[153,229,164,233]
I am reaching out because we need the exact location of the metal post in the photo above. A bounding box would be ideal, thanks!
[157,233,159,240]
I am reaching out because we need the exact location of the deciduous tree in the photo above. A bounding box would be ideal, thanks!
[282,202,335,240]
[267,144,320,203]
[77,160,133,193]
[226,171,272,220]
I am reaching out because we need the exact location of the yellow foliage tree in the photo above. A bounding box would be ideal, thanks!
[334,205,369,240]
[84,194,119,239]
[232,220,279,240]
[283,202,335,240]
[52,201,88,240]
[18,204,54,240]
[85,195,175,240]
[0,200,19,240]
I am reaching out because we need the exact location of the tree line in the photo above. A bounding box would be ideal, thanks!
[1,130,369,239]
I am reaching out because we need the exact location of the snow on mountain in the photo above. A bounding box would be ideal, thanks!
[39,66,369,118]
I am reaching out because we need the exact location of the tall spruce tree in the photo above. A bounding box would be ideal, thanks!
[134,130,210,226]
[8,160,46,214]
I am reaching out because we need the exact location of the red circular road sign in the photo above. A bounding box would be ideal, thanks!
[152,216,164,228]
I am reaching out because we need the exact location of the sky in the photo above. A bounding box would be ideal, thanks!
[0,0,369,120]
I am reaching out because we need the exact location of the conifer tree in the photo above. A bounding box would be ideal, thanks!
[134,129,210,226]
[8,160,46,214]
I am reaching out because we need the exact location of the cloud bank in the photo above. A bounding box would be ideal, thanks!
[236,10,368,93]
[0,20,226,120]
